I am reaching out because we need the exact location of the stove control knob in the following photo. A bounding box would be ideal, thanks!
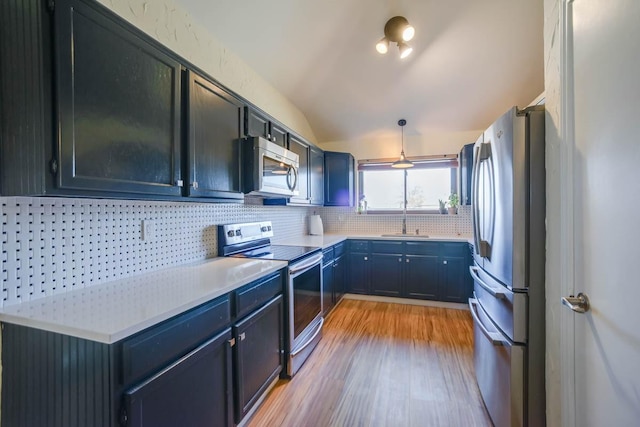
[261,226,268,232]
[235,230,242,236]
[267,226,272,231]
[227,230,234,238]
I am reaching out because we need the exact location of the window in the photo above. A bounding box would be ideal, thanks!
[358,156,458,213]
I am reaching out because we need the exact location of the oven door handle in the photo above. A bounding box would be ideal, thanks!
[289,253,323,275]
[291,317,324,357]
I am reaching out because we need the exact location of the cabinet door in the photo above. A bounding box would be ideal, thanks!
[333,254,346,303]
[322,262,334,315]
[269,122,288,147]
[347,252,370,294]
[404,254,439,300]
[186,71,243,200]
[370,253,403,297]
[439,256,470,302]
[244,107,269,139]
[287,134,310,203]
[124,328,233,427]
[324,151,354,206]
[309,146,325,205]
[54,0,182,196]
[233,295,284,423]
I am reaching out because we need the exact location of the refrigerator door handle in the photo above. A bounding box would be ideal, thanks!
[472,145,482,254]
[469,266,507,299]
[477,142,493,258]
[469,298,509,346]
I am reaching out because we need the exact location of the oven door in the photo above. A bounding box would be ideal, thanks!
[287,252,323,376]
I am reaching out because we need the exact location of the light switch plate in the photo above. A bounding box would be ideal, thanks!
[141,219,156,241]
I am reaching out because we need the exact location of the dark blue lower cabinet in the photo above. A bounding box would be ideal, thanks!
[233,295,284,423]
[124,328,233,427]
[347,240,473,303]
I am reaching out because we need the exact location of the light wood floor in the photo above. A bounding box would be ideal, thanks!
[247,299,492,427]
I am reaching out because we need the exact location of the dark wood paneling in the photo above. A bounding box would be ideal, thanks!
[0,0,51,195]
[1,324,111,427]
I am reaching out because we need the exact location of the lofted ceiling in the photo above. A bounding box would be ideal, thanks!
[174,0,544,143]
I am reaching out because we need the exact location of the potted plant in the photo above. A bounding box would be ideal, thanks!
[447,193,459,215]
[438,199,447,214]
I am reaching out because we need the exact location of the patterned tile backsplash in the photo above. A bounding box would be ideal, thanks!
[319,205,473,237]
[1,197,471,308]
[0,196,312,307]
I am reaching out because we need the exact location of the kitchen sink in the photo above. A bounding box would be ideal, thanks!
[380,233,431,239]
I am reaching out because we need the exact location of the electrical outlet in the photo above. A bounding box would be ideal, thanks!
[141,220,156,242]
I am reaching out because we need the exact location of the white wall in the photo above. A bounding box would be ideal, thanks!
[543,0,562,424]
[98,0,317,143]
[318,130,481,161]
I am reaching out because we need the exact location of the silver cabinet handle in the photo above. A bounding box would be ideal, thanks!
[561,293,590,313]
[267,133,271,139]
[364,256,368,261]
[398,258,402,262]
[239,332,246,341]
[175,179,184,187]
[469,298,509,346]
[469,266,506,299]
[406,259,410,263]
[443,260,448,265]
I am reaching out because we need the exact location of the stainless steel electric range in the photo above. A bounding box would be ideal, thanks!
[218,222,323,377]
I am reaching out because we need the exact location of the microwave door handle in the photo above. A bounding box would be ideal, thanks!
[472,145,482,255]
[287,165,298,191]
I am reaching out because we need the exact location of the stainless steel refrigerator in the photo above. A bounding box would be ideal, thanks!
[469,105,545,427]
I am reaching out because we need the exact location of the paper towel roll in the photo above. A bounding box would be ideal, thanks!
[309,215,324,235]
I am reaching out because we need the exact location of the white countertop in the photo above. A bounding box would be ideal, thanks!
[279,233,471,248]
[0,257,287,344]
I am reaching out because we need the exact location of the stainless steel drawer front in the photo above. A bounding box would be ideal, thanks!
[471,263,527,343]
[470,298,525,427]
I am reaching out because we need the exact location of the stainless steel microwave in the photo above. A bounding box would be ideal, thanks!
[242,137,299,197]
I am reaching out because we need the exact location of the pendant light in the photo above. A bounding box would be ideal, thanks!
[392,119,414,168]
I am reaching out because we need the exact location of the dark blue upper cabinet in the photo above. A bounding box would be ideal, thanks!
[54,0,182,196]
[324,151,355,207]
[185,71,244,201]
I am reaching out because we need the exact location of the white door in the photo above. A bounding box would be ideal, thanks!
[564,0,640,425]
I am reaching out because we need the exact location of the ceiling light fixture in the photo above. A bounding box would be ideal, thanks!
[376,16,415,59]
[392,119,414,168]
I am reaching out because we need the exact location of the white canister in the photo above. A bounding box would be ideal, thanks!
[309,215,324,235]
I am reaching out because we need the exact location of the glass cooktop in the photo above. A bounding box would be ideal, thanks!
[232,244,320,263]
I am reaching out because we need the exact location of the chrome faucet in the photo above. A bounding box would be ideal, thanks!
[401,217,407,235]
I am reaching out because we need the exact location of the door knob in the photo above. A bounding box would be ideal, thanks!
[561,293,590,313]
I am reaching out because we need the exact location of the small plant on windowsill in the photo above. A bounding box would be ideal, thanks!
[447,193,459,215]
[438,199,447,214]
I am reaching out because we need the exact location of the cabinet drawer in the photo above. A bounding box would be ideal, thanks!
[234,271,284,319]
[370,241,403,254]
[349,240,369,252]
[323,247,334,265]
[440,242,468,256]
[405,241,439,255]
[334,242,346,257]
[121,295,231,386]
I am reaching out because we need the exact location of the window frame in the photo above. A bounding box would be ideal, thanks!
[357,155,458,215]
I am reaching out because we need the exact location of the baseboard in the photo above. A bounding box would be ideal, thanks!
[343,293,469,310]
